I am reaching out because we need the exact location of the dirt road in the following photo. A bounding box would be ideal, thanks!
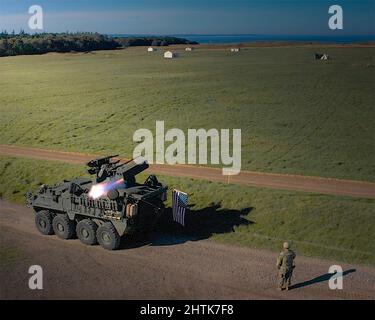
[0,201,374,300]
[1,144,374,199]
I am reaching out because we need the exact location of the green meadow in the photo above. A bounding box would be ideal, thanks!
[0,238,27,268]
[1,156,374,265]
[0,46,374,181]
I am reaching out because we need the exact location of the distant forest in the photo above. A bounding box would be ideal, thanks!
[0,31,198,57]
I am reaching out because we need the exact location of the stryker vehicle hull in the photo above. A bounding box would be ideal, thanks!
[26,157,168,250]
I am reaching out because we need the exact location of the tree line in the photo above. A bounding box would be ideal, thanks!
[114,36,197,47]
[0,31,198,57]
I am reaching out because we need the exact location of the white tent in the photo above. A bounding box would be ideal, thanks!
[164,51,175,59]
[315,53,330,60]
[230,48,240,52]
[148,47,156,52]
[185,47,193,51]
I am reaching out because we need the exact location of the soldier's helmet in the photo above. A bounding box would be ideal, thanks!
[283,242,290,249]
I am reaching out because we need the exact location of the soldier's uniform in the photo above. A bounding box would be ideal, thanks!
[276,242,296,290]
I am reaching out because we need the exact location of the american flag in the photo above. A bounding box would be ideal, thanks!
[172,189,188,226]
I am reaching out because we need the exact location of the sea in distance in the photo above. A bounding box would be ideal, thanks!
[111,34,375,44]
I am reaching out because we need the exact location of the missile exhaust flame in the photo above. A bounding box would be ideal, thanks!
[88,179,124,199]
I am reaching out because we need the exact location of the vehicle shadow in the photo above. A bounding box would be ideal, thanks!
[120,203,253,249]
[290,268,356,290]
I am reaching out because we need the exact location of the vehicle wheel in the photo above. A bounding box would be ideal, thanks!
[52,214,76,239]
[76,219,98,245]
[35,210,54,235]
[96,222,121,250]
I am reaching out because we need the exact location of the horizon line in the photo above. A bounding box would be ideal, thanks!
[2,30,374,38]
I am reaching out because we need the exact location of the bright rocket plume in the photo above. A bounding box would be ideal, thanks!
[88,179,124,199]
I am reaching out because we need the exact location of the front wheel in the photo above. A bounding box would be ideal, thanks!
[52,214,76,239]
[35,210,54,235]
[96,222,121,250]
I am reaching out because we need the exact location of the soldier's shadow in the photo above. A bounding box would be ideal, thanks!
[120,203,253,249]
[290,268,356,290]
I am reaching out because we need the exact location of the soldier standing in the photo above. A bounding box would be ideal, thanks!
[276,242,296,291]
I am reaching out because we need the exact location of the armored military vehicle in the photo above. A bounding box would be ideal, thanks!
[26,156,168,250]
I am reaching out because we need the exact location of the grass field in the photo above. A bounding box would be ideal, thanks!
[0,239,26,268]
[0,46,374,181]
[1,156,374,265]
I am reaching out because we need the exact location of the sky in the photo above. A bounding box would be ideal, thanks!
[0,0,374,35]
